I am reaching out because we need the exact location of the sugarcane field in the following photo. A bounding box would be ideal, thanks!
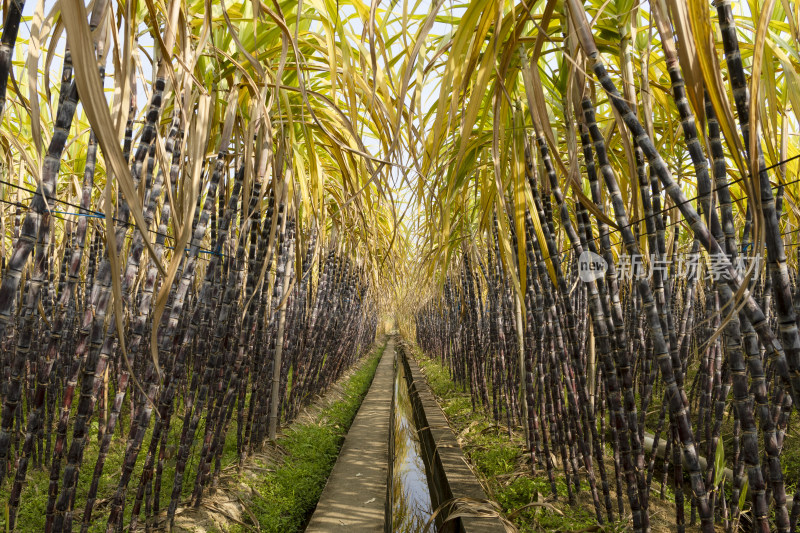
[3,0,800,531]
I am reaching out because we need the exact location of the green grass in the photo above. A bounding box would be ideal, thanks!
[232,341,386,532]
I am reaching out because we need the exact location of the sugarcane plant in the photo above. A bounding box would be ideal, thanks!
[4,0,800,531]
[0,0,404,530]
[406,0,800,532]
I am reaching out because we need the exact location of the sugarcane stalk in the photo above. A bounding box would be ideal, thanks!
[581,93,712,531]
[0,0,26,122]
[268,217,295,439]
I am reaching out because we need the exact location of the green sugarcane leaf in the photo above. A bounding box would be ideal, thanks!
[714,440,725,488]
[739,476,750,511]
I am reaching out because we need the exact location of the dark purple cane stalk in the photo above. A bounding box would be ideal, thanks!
[7,202,51,484]
[49,73,166,533]
[702,81,783,533]
[288,247,335,414]
[651,9,784,527]
[0,0,26,121]
[242,198,278,453]
[0,59,75,338]
[581,94,712,531]
[576,208,615,520]
[566,3,800,525]
[576,116,660,527]
[172,169,248,520]
[250,195,289,447]
[7,123,99,529]
[568,0,800,415]
[285,224,318,419]
[0,47,80,488]
[713,0,800,383]
[267,216,296,439]
[121,166,242,532]
[213,193,279,473]
[79,118,183,532]
[106,142,237,531]
[713,4,796,527]
[281,234,312,420]
[530,136,609,522]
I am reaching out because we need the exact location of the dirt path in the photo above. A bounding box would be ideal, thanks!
[304,338,395,532]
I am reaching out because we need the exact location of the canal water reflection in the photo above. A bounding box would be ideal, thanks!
[391,359,433,532]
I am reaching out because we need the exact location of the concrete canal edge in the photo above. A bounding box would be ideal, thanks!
[397,342,508,533]
[306,336,508,532]
[304,339,394,532]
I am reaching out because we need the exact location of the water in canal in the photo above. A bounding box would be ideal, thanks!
[390,359,434,532]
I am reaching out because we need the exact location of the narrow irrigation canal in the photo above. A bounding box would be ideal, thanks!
[390,348,434,532]
[306,337,505,533]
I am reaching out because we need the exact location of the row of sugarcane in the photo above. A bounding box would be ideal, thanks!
[416,1,800,532]
[417,152,796,533]
[0,4,378,533]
